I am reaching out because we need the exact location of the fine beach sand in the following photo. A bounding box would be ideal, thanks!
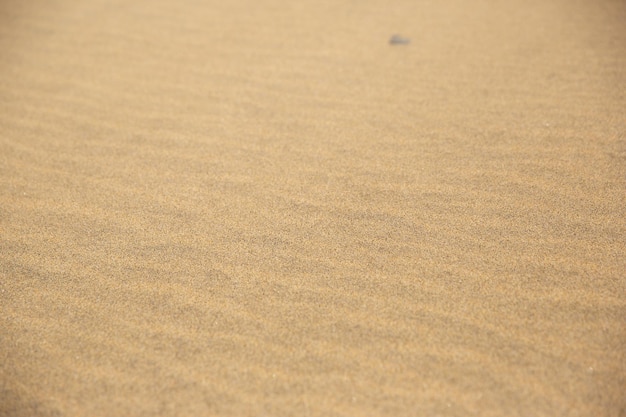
[1,0,625,416]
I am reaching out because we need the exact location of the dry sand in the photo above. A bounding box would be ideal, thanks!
[1,0,625,416]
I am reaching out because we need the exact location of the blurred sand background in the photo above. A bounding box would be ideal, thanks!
[1,0,625,416]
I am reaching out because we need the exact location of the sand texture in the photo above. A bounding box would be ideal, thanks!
[1,0,625,416]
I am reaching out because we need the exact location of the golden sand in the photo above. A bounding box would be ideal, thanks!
[1,0,625,415]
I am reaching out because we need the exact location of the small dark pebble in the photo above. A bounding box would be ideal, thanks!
[389,35,410,45]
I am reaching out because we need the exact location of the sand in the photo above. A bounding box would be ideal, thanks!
[1,0,625,416]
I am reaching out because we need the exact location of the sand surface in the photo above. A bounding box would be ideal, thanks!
[1,0,625,416]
